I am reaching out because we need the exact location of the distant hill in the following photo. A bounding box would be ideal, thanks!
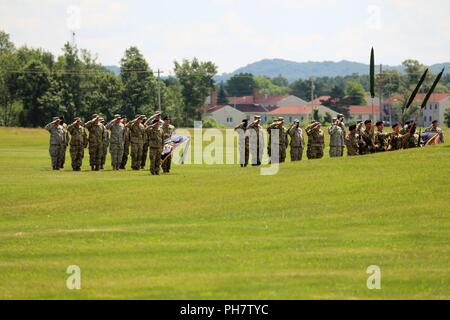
[104,65,120,76]
[215,59,450,83]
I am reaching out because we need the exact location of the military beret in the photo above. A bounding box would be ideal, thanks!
[294,119,300,123]
[277,117,284,121]
[337,114,344,118]
[349,124,357,131]
[59,116,65,121]
[392,123,399,129]
[163,115,170,121]
[364,120,372,125]
[242,119,248,123]
[52,117,60,121]
[432,120,438,124]
[376,121,384,126]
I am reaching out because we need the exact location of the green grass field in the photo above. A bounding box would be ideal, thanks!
[0,127,449,300]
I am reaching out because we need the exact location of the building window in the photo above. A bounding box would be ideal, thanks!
[429,116,432,122]
[424,116,427,123]
[435,104,438,110]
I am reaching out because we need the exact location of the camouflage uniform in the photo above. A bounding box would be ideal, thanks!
[389,132,411,151]
[120,124,131,169]
[141,120,149,169]
[60,123,69,169]
[106,120,125,170]
[328,122,345,158]
[67,122,87,171]
[287,123,304,161]
[306,125,324,159]
[267,121,287,163]
[126,119,146,170]
[100,123,109,169]
[85,119,105,171]
[45,120,66,170]
[374,130,390,152]
[161,123,176,173]
[358,126,376,155]
[146,125,164,175]
[248,119,264,165]
[235,122,250,167]
[345,131,361,156]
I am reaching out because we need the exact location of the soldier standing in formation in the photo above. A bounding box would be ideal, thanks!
[306,121,325,160]
[235,119,250,167]
[248,115,264,166]
[59,117,69,169]
[120,117,130,169]
[267,117,287,163]
[67,117,87,171]
[45,117,66,170]
[126,115,146,171]
[374,121,390,152]
[141,115,149,169]
[161,116,176,173]
[287,119,304,161]
[358,120,376,154]
[345,124,361,156]
[106,115,126,171]
[99,118,109,170]
[389,123,412,151]
[147,119,164,175]
[328,116,345,158]
[85,115,105,171]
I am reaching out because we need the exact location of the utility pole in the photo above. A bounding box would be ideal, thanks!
[379,64,383,123]
[310,77,315,121]
[155,69,164,112]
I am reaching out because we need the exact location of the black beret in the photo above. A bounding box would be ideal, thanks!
[376,121,384,126]
[242,119,248,123]
[349,124,357,131]
[392,123,399,129]
[162,116,170,121]
[152,119,160,125]
[364,120,372,125]
[432,120,438,124]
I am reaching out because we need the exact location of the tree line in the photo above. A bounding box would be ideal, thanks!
[0,30,217,128]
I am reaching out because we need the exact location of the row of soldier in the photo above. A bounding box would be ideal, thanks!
[45,112,175,175]
[235,114,445,166]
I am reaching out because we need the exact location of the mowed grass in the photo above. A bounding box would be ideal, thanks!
[0,126,449,300]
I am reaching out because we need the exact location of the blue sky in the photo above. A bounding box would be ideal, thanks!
[1,0,449,74]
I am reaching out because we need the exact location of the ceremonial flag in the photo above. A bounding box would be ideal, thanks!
[370,47,375,99]
[161,135,190,164]
[404,69,428,111]
[421,132,441,146]
[421,68,445,110]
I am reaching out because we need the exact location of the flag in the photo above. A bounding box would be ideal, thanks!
[161,135,190,163]
[421,132,441,146]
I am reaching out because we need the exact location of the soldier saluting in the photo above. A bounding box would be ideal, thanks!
[247,115,264,166]
[45,117,66,170]
[146,119,164,176]
[306,121,324,160]
[287,119,304,161]
[106,114,126,171]
[126,115,146,171]
[85,114,105,171]
[161,116,176,173]
[67,117,88,171]
[235,119,249,167]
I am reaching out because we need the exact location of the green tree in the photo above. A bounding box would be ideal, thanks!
[344,80,367,105]
[120,47,156,118]
[272,74,289,87]
[174,58,217,126]
[17,60,52,127]
[254,76,290,95]
[54,43,82,120]
[225,73,255,96]
[444,108,450,128]
[217,82,228,105]
[160,81,185,127]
